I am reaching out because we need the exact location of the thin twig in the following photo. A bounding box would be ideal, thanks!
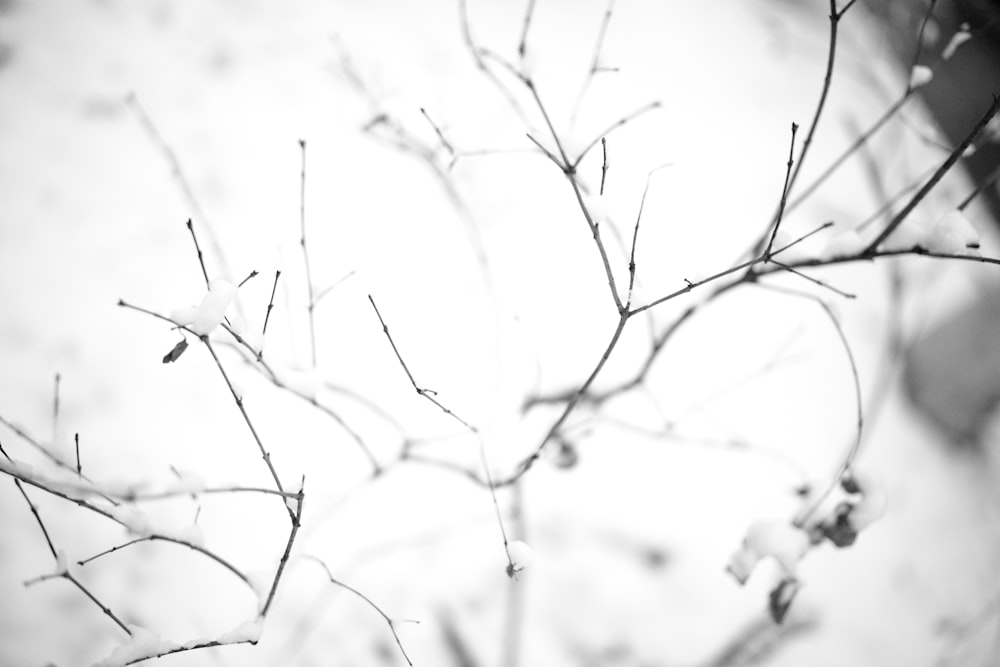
[299,139,318,369]
[907,0,939,93]
[312,270,356,307]
[201,338,294,522]
[9,477,58,561]
[262,477,305,616]
[751,288,864,528]
[186,218,211,288]
[74,433,81,477]
[751,0,851,258]
[570,101,661,170]
[525,133,564,168]
[123,484,300,502]
[631,221,835,317]
[768,246,1000,273]
[119,637,258,666]
[420,107,455,155]
[517,0,537,58]
[958,162,1000,212]
[78,534,253,589]
[627,163,672,299]
[368,295,513,566]
[336,39,495,284]
[526,222,834,413]
[506,310,629,482]
[238,270,258,288]
[214,329,383,472]
[368,296,470,427]
[262,269,281,337]
[767,259,857,299]
[764,122,800,259]
[52,372,61,443]
[571,0,619,122]
[786,93,913,213]
[600,137,608,195]
[855,162,938,232]
[569,175,626,313]
[785,0,848,199]
[264,363,382,473]
[127,94,231,284]
[456,0,531,124]
[0,413,105,486]
[304,555,417,666]
[501,481,526,667]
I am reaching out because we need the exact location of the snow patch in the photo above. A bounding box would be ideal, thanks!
[93,625,178,667]
[217,617,264,643]
[727,519,810,584]
[942,25,971,60]
[908,65,933,89]
[191,279,237,336]
[106,505,155,537]
[925,209,980,256]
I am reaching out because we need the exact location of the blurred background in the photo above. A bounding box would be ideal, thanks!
[1,1,999,665]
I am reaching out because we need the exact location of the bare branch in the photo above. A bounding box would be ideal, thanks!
[863,94,1000,254]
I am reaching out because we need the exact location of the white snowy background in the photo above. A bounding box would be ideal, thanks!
[1,0,999,665]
